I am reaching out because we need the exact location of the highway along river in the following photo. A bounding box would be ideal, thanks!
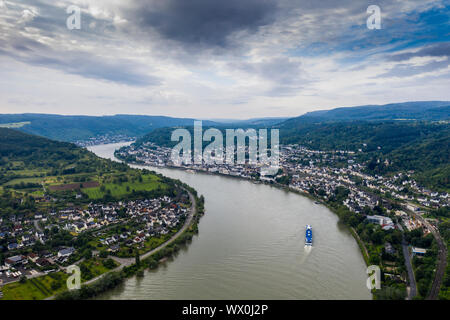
[89,142,371,300]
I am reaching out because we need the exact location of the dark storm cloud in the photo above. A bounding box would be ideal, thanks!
[124,0,278,48]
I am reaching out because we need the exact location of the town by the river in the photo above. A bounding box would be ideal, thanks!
[88,142,371,300]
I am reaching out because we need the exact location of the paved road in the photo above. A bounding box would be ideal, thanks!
[402,242,417,299]
[403,206,447,300]
[33,220,43,233]
[397,223,417,300]
[46,187,197,298]
[402,240,417,299]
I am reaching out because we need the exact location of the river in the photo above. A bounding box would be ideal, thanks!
[88,142,371,300]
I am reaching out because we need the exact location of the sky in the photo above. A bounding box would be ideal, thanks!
[0,0,449,119]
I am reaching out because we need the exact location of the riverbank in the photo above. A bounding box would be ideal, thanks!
[87,143,371,299]
[126,161,418,300]
[128,162,372,268]
[50,186,205,300]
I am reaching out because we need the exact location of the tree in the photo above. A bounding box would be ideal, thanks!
[80,263,92,280]
[135,250,140,266]
[103,258,116,269]
[371,230,384,245]
[83,249,93,260]
[118,207,127,218]
[51,281,62,290]
[147,258,158,269]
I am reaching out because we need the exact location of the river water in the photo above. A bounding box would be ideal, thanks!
[88,142,371,300]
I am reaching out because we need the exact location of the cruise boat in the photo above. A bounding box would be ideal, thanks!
[305,225,313,246]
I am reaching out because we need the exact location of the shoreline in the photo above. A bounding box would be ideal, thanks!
[46,186,204,300]
[123,158,372,268]
[63,149,369,300]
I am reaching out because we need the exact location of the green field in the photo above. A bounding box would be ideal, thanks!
[83,174,166,199]
[79,258,119,281]
[4,176,45,186]
[0,128,181,300]
[0,272,68,300]
[0,257,119,300]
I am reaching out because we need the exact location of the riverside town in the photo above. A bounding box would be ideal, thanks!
[0,0,449,317]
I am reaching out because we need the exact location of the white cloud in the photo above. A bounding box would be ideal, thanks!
[0,0,448,118]
[19,8,38,23]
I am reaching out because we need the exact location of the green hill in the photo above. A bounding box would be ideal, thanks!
[276,120,449,191]
[296,101,450,122]
[129,120,450,191]
[0,114,218,142]
[0,128,176,208]
[0,127,104,183]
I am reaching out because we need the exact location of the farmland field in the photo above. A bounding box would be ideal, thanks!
[82,174,166,199]
[0,272,68,300]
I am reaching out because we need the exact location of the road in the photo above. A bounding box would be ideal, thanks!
[45,187,197,298]
[33,220,43,233]
[398,223,417,300]
[403,206,447,300]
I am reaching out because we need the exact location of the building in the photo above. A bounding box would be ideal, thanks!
[58,247,75,258]
[27,253,39,263]
[366,215,395,230]
[412,247,427,256]
[5,255,26,268]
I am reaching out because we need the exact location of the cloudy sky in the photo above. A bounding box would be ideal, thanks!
[0,0,449,119]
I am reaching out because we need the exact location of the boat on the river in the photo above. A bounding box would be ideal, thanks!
[305,225,313,246]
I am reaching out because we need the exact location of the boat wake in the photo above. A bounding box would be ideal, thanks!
[297,245,312,265]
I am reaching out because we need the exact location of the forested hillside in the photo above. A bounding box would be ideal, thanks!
[297,101,450,121]
[133,120,449,191]
[0,114,218,142]
[0,128,122,185]
[0,128,175,205]
[278,120,450,191]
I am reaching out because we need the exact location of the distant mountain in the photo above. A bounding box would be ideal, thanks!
[210,117,289,126]
[272,101,450,191]
[294,101,450,122]
[0,114,219,142]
